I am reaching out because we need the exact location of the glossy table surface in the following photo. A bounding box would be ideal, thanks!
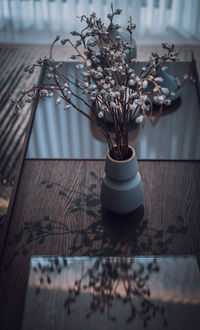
[21,256,200,330]
[26,62,200,160]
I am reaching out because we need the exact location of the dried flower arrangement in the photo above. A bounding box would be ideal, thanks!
[11,4,192,161]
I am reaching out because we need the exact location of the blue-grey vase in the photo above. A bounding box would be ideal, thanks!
[101,146,144,214]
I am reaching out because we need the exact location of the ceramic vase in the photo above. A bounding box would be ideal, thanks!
[101,146,144,214]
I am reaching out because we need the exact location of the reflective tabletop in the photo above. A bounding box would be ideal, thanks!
[21,256,200,330]
[26,62,200,160]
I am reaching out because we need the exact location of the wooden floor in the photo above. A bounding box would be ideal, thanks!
[0,44,200,330]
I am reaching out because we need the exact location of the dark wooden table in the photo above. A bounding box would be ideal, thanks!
[0,47,200,330]
[0,158,200,329]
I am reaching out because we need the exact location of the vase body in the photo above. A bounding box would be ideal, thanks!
[101,146,144,214]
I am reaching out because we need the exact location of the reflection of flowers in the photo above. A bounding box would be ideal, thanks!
[6,171,188,269]
[33,257,168,327]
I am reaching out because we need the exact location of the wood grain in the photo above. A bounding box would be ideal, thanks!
[0,159,199,330]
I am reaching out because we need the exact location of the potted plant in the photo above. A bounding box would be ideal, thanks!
[11,6,191,214]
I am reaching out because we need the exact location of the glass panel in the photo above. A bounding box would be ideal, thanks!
[21,256,200,330]
[26,61,200,160]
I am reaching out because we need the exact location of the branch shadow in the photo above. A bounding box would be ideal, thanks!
[4,171,190,269]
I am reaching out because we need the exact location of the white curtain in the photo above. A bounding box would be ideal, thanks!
[0,0,199,44]
[170,0,200,38]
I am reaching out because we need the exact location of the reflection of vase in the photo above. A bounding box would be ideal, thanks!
[88,24,137,65]
[159,70,181,101]
[101,146,144,214]
[143,66,181,103]
[109,25,137,60]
